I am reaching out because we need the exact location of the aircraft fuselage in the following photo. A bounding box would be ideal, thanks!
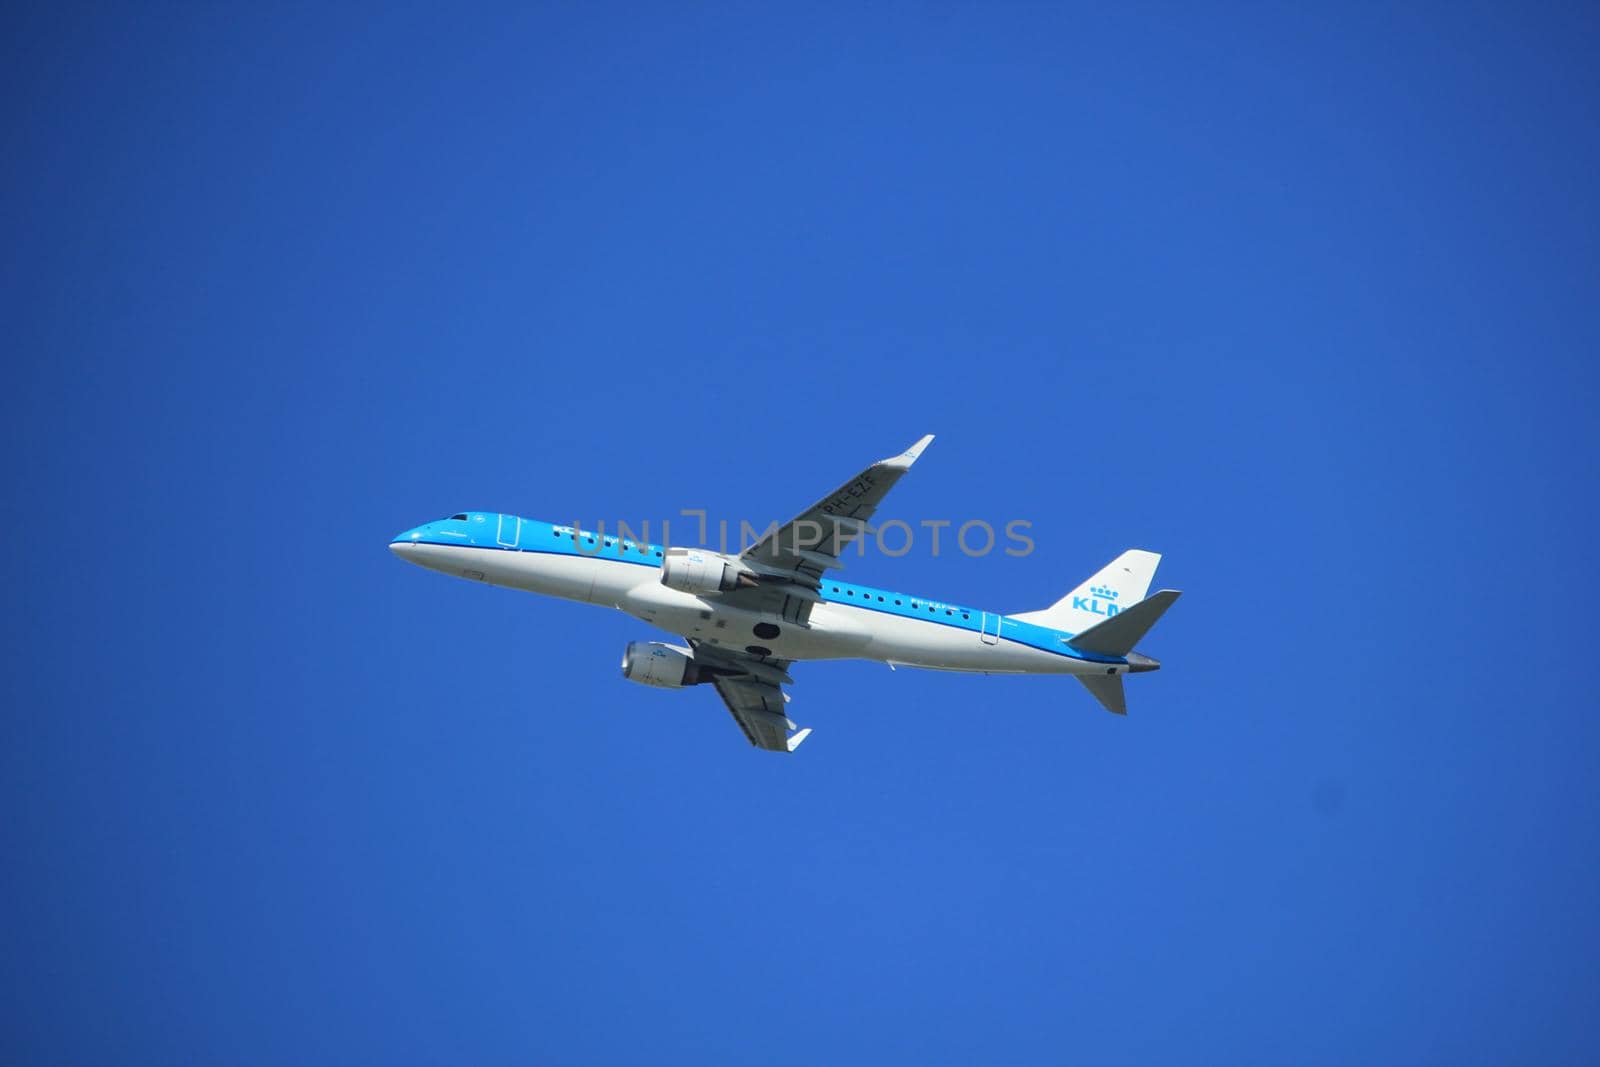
[390,513,1131,678]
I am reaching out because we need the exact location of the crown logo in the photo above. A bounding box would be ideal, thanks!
[1090,585,1119,601]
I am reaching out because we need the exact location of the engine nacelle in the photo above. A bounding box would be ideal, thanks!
[620,641,704,688]
[660,547,757,595]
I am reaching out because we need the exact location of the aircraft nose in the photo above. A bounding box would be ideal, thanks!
[389,527,426,558]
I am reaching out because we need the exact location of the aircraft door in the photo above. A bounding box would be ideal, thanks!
[496,514,521,548]
[979,612,1000,645]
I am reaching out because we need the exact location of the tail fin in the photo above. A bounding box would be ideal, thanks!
[1012,549,1162,634]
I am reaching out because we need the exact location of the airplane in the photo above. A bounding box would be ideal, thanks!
[389,436,1180,753]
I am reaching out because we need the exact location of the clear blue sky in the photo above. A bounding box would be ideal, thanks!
[4,4,1597,1063]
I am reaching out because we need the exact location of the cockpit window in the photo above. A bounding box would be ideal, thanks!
[450,514,468,520]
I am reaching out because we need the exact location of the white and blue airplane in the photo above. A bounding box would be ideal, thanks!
[390,436,1180,753]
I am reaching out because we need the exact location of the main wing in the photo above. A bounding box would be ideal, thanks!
[691,641,811,753]
[721,435,935,623]
[687,437,934,750]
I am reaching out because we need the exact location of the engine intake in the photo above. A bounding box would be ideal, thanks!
[660,547,758,595]
[620,641,705,688]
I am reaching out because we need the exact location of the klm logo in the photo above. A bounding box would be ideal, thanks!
[1073,584,1121,618]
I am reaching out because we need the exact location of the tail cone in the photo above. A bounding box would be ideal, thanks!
[1126,652,1161,674]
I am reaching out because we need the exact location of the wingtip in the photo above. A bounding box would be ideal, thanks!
[884,434,935,469]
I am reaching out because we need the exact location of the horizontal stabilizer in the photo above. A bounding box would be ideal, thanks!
[1078,675,1126,715]
[1067,590,1182,657]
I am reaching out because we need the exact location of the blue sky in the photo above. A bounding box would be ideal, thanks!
[4,4,1597,1063]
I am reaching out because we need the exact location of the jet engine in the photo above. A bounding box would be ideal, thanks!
[660,547,758,595]
[620,641,705,688]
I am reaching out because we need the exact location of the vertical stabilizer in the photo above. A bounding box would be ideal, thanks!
[1012,549,1162,634]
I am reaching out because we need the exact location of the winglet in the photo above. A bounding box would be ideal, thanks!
[786,727,813,752]
[882,434,935,470]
